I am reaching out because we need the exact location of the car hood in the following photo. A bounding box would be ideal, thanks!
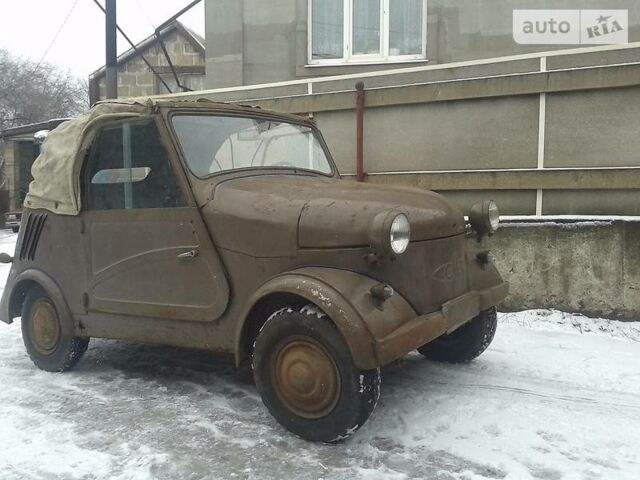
[204,174,464,256]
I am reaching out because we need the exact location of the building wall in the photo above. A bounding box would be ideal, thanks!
[95,30,205,101]
[205,0,640,88]
[1,139,39,211]
[0,138,36,214]
[429,0,640,63]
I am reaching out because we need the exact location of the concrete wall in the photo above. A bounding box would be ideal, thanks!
[429,0,640,63]
[317,85,640,174]
[493,220,640,321]
[204,0,640,87]
[205,0,245,88]
[545,86,640,169]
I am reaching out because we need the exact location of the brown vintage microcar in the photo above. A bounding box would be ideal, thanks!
[0,99,508,442]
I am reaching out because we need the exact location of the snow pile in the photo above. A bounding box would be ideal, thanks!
[0,232,638,479]
[500,309,640,342]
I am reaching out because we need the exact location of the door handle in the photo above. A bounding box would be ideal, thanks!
[177,249,199,259]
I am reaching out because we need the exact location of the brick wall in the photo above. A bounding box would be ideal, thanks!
[95,30,205,100]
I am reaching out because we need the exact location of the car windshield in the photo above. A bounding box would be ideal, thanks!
[172,114,333,177]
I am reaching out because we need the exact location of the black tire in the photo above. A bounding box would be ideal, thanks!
[11,226,19,233]
[418,307,497,363]
[253,304,380,443]
[21,286,89,372]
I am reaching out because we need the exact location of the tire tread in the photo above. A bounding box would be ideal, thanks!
[418,307,497,364]
[21,287,88,373]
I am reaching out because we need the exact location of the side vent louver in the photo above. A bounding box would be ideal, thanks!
[19,213,47,261]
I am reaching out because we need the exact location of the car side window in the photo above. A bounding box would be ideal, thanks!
[86,120,186,210]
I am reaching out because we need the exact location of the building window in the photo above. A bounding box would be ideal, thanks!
[309,0,426,64]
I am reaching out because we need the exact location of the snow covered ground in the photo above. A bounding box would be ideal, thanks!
[0,231,639,480]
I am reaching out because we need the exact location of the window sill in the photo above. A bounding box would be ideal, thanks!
[304,58,430,68]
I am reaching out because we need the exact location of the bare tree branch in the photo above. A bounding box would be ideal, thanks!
[0,48,87,131]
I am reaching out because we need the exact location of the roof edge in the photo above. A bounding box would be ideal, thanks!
[0,118,71,139]
[89,20,204,80]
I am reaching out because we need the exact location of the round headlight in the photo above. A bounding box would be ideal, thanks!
[390,214,410,254]
[369,211,411,258]
[469,200,500,236]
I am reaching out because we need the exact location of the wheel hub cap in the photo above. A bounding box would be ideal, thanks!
[30,300,60,355]
[273,338,340,419]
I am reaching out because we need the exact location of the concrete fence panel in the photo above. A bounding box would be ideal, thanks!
[545,86,640,169]
[494,220,640,320]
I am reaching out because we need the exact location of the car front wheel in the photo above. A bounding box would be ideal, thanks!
[21,287,89,372]
[253,304,380,442]
[417,307,497,363]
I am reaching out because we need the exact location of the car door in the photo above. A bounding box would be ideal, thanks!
[81,117,229,322]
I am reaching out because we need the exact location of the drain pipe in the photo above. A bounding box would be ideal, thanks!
[355,81,366,182]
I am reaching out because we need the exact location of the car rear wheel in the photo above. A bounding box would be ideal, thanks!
[417,307,497,363]
[252,304,380,442]
[11,226,19,233]
[21,287,89,372]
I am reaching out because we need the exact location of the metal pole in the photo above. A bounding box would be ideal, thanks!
[355,81,365,182]
[105,0,118,99]
[91,0,172,94]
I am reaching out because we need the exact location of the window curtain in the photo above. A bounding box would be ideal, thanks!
[312,0,344,59]
[353,0,381,55]
[389,0,423,55]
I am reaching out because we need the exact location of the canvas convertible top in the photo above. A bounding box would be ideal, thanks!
[24,99,152,216]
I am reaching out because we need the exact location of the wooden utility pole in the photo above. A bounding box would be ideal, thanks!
[105,0,117,99]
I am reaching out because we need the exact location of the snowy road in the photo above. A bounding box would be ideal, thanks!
[0,231,639,480]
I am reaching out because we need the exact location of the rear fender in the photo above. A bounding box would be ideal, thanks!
[1,269,75,336]
[237,267,417,370]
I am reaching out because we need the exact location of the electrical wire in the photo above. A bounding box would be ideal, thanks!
[34,0,81,71]
[134,0,157,31]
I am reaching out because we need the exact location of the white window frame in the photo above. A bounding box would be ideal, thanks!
[307,0,428,66]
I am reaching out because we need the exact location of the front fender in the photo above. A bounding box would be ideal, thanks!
[0,269,75,336]
[237,267,417,370]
